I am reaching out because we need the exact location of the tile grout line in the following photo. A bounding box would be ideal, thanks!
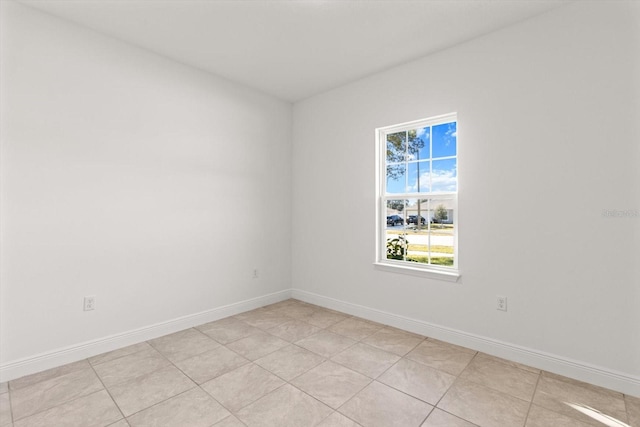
[522,369,543,427]
[430,351,477,410]
[8,364,106,423]
[121,334,210,420]
[95,334,204,422]
[11,387,112,425]
[87,361,128,424]
[7,384,14,427]
[88,343,151,369]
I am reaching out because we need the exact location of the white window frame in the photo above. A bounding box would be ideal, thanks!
[374,113,460,282]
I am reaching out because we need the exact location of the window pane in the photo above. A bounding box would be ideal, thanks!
[404,198,429,264]
[386,131,406,163]
[429,200,455,267]
[385,199,407,261]
[432,122,456,158]
[407,161,430,193]
[386,199,407,227]
[431,158,457,192]
[405,198,429,229]
[386,164,406,193]
[407,127,430,161]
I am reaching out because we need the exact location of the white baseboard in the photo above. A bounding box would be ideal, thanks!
[291,288,640,397]
[0,289,291,383]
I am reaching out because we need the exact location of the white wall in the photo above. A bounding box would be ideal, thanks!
[0,1,292,373]
[292,1,640,392]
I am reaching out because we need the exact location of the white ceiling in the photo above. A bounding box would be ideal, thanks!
[18,0,570,102]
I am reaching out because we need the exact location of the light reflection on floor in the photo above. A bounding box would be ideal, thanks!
[566,402,631,427]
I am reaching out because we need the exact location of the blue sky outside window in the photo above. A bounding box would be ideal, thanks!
[432,122,456,158]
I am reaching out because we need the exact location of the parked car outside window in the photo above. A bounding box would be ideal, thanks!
[386,215,404,226]
[407,215,426,225]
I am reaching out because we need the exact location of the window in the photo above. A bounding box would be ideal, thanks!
[375,113,458,280]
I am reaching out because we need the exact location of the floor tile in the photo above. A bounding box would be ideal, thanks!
[93,347,170,388]
[626,395,640,427]
[331,342,400,378]
[12,390,121,427]
[525,404,592,427]
[196,317,263,345]
[296,331,356,358]
[174,345,249,384]
[267,319,321,342]
[543,371,628,399]
[127,387,229,427]
[201,363,285,412]
[10,367,103,421]
[148,328,220,363]
[107,420,130,427]
[235,384,332,427]
[107,365,195,417]
[378,358,455,405]
[267,302,317,319]
[406,339,476,376]
[316,411,361,426]
[329,318,385,341]
[9,360,90,391]
[234,310,292,330]
[474,352,540,374]
[459,355,539,401]
[213,415,246,426]
[339,381,433,427]
[226,331,289,361]
[437,378,530,427]
[362,327,424,356]
[233,308,267,320]
[291,361,370,409]
[262,299,297,311]
[0,393,11,426]
[254,344,325,381]
[421,408,477,427]
[532,372,627,426]
[89,342,152,366]
[299,309,349,329]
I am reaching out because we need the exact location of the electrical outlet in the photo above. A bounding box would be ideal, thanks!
[496,296,507,311]
[253,269,259,279]
[84,296,96,311]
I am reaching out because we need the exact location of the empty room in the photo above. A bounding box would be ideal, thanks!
[1,0,638,426]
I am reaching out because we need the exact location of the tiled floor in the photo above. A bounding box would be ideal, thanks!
[1,299,638,427]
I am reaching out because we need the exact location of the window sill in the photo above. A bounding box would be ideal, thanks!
[373,262,460,282]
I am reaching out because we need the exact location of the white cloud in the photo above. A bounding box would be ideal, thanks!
[407,166,457,193]
[416,127,430,139]
[431,168,457,192]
